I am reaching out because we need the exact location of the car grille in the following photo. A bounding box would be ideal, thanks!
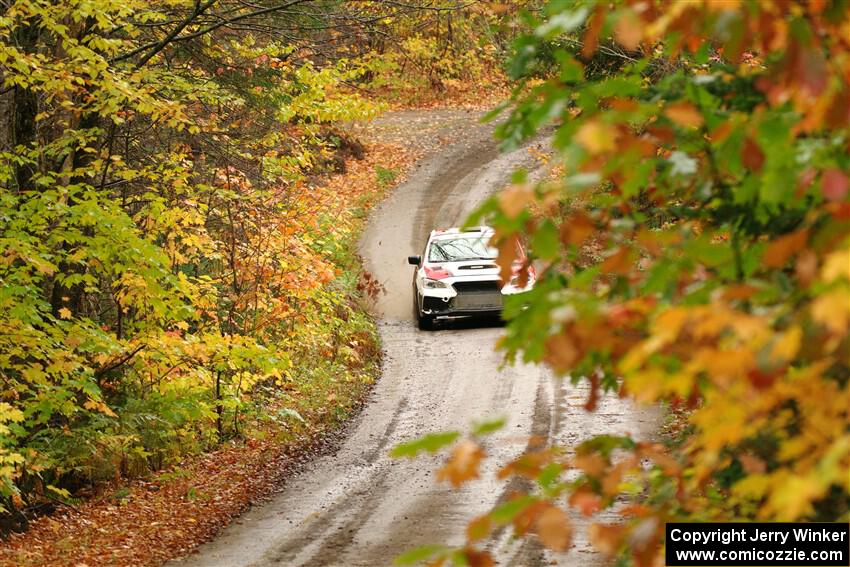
[452,280,501,293]
[452,280,502,310]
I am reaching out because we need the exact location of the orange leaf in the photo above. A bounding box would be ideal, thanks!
[463,548,494,567]
[536,506,573,551]
[822,168,849,202]
[569,489,602,516]
[589,523,626,556]
[436,440,484,488]
[763,229,808,268]
[637,443,681,476]
[742,137,765,171]
[584,373,599,412]
[709,121,735,144]
[795,249,818,285]
[573,452,606,477]
[513,500,547,537]
[739,453,767,474]
[494,233,517,284]
[582,7,605,58]
[560,212,595,247]
[613,9,642,51]
[498,450,554,480]
[499,184,533,219]
[664,102,703,129]
[543,331,580,373]
[600,247,632,275]
[722,284,758,301]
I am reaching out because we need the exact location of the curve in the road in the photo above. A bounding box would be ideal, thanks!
[173,111,657,567]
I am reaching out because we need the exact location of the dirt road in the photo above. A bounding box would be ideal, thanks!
[175,111,657,567]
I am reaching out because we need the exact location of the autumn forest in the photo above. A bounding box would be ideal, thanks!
[0,1,848,566]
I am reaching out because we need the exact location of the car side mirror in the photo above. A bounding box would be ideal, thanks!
[407,255,421,266]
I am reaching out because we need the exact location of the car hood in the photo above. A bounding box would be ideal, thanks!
[425,260,500,278]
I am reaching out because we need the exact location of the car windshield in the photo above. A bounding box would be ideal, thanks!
[428,236,497,262]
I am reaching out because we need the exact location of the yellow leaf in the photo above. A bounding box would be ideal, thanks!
[99,402,117,418]
[811,289,850,335]
[821,248,850,282]
[499,184,533,219]
[575,120,617,154]
[58,307,72,319]
[765,474,823,520]
[770,326,802,362]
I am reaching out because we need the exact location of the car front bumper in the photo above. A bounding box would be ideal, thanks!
[420,281,531,317]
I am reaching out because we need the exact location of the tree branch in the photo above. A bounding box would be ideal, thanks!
[112,0,316,65]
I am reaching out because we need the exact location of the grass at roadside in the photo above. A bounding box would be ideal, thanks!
[0,141,419,567]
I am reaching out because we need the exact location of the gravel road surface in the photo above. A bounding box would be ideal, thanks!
[175,110,658,567]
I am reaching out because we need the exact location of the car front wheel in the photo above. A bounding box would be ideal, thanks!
[413,288,434,330]
[417,312,434,330]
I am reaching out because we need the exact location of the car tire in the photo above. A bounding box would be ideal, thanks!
[413,289,434,330]
[417,313,434,331]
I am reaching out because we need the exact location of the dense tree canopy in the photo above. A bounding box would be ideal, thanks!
[0,0,523,520]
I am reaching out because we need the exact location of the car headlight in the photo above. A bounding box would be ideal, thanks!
[424,279,448,289]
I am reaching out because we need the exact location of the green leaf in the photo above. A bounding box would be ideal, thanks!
[535,7,589,39]
[490,495,537,524]
[531,220,560,260]
[394,545,449,565]
[390,431,460,458]
[554,49,584,83]
[472,417,506,436]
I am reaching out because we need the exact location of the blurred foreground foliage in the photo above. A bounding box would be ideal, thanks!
[400,1,850,565]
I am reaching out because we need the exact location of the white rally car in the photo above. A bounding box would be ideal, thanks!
[407,227,535,330]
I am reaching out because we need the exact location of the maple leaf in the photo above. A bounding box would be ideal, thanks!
[436,440,484,488]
